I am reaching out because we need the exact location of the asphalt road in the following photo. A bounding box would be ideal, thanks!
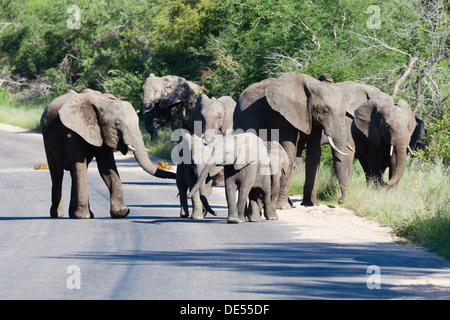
[0,123,449,301]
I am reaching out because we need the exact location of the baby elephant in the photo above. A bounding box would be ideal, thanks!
[175,133,222,219]
[247,141,290,221]
[188,132,277,224]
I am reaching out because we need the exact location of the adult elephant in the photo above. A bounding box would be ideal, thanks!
[140,73,200,139]
[319,75,425,181]
[40,89,176,219]
[190,94,236,141]
[319,75,394,178]
[352,98,416,187]
[233,72,349,207]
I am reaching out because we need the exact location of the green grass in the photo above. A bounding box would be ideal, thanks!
[0,91,48,132]
[291,156,450,259]
[140,124,177,161]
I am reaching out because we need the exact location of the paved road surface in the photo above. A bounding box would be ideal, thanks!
[0,123,449,300]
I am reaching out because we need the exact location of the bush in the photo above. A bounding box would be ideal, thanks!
[415,107,450,167]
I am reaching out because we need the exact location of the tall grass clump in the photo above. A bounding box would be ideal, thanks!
[0,88,50,132]
[290,156,450,259]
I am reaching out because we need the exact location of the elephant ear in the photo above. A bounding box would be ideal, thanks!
[396,99,416,136]
[234,134,269,171]
[159,76,192,109]
[233,134,255,170]
[218,96,236,133]
[58,95,103,147]
[266,72,312,135]
[354,100,381,147]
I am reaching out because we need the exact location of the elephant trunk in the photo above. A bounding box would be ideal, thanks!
[330,124,349,203]
[387,145,407,187]
[187,155,216,199]
[130,136,176,179]
[140,101,155,114]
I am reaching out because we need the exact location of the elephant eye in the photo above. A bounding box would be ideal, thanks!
[115,120,122,128]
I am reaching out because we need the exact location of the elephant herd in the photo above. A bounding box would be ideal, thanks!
[40,72,424,222]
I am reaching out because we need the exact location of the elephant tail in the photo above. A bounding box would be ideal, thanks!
[200,194,216,216]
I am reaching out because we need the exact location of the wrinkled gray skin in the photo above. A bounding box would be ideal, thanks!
[248,141,290,221]
[319,75,424,188]
[352,98,416,187]
[175,133,223,220]
[41,89,176,219]
[319,75,394,180]
[141,74,200,139]
[190,94,236,141]
[190,94,237,185]
[233,73,349,207]
[188,133,277,224]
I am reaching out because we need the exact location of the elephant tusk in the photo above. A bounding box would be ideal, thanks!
[127,144,136,151]
[327,135,348,156]
[347,144,355,153]
[390,145,394,157]
[407,145,414,156]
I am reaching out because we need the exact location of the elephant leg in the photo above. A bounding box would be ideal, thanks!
[190,190,204,220]
[169,105,185,132]
[145,113,167,140]
[247,189,261,222]
[277,139,297,210]
[270,175,281,220]
[202,178,214,216]
[236,184,251,223]
[261,175,277,220]
[225,177,242,224]
[47,156,64,218]
[68,158,92,219]
[176,170,189,218]
[96,148,129,219]
[368,144,383,186]
[302,130,322,206]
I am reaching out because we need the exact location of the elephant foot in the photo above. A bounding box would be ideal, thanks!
[300,198,319,207]
[50,209,64,218]
[266,213,279,220]
[227,212,245,223]
[69,209,94,219]
[191,212,204,220]
[276,198,293,210]
[247,213,261,222]
[110,206,130,219]
[227,217,244,224]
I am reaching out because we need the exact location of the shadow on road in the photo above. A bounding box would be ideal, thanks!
[45,241,448,299]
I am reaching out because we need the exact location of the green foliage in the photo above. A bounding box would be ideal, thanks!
[0,86,12,104]
[0,0,448,160]
[415,105,450,167]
